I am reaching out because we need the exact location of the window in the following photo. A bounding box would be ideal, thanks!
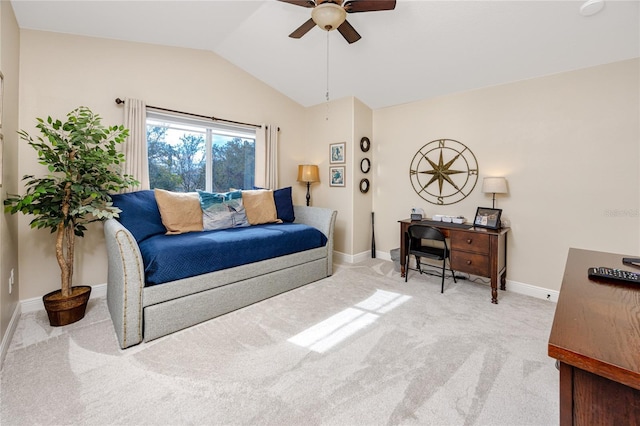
[146,112,257,192]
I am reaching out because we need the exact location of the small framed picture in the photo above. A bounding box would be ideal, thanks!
[474,207,502,230]
[329,166,345,187]
[330,142,345,164]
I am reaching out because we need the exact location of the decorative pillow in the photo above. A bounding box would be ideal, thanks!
[253,186,295,223]
[154,189,203,234]
[198,190,250,231]
[242,190,282,225]
[273,187,295,223]
[110,190,166,242]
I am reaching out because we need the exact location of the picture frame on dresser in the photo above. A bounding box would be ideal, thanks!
[473,207,502,229]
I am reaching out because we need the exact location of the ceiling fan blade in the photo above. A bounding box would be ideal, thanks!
[289,18,317,39]
[344,0,396,13]
[337,20,361,44]
[278,0,316,8]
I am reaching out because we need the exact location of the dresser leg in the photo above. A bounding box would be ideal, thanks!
[491,282,498,304]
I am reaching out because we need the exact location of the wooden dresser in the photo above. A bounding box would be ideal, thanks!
[548,248,640,425]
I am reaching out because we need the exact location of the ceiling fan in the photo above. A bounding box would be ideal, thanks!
[279,0,396,44]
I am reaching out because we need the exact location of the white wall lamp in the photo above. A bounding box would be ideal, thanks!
[482,177,508,209]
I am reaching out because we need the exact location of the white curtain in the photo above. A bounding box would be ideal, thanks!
[123,98,150,190]
[263,124,279,189]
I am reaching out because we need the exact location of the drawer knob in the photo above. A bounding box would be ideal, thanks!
[466,239,472,244]
[466,260,472,265]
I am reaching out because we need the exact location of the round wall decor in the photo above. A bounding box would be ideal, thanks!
[359,178,370,193]
[360,158,371,174]
[409,138,478,205]
[360,137,370,152]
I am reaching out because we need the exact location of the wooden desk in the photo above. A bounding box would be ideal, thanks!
[399,219,509,304]
[548,248,640,425]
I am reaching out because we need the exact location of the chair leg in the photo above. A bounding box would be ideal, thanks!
[415,256,421,274]
[405,252,409,282]
[440,260,445,293]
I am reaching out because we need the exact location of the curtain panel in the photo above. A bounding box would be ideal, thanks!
[123,98,150,190]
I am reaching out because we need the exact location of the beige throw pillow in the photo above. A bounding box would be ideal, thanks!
[154,189,203,234]
[242,190,282,225]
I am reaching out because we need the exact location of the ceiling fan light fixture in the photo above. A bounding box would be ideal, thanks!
[312,3,347,31]
[580,0,605,16]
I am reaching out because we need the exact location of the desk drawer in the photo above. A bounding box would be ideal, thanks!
[450,231,490,254]
[451,251,490,277]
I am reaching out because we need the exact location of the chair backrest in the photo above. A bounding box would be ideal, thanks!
[407,225,446,243]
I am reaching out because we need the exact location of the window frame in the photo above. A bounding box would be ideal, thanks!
[146,111,260,192]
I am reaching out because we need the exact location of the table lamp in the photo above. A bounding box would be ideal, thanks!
[297,164,320,206]
[482,177,508,208]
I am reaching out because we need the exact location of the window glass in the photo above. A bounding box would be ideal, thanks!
[146,112,256,192]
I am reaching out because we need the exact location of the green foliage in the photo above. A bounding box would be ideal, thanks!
[4,106,139,234]
[147,125,254,192]
[3,106,139,296]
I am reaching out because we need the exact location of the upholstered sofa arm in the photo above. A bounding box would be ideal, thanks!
[294,205,337,275]
[104,219,145,349]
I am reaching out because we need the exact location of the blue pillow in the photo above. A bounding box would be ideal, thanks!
[198,190,250,230]
[110,190,166,242]
[273,187,295,222]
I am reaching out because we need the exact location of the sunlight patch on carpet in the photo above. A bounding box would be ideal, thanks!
[288,289,411,353]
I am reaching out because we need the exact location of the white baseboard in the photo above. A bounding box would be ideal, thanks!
[505,279,559,302]
[0,302,22,371]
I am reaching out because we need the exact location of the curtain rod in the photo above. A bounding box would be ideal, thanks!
[114,98,262,129]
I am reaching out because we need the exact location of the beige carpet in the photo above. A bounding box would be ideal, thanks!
[1,259,558,425]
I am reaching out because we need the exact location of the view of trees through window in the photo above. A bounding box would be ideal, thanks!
[147,118,255,192]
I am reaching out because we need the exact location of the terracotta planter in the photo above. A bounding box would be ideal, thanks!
[42,285,92,326]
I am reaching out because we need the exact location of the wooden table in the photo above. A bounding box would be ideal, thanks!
[548,248,640,425]
[399,219,509,304]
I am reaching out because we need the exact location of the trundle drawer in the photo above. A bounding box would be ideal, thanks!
[451,251,490,277]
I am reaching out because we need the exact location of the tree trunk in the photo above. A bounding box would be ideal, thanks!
[56,222,71,298]
[57,181,74,298]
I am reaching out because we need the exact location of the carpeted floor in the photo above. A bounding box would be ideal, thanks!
[1,259,559,425]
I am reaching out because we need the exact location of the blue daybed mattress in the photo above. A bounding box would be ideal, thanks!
[139,223,328,286]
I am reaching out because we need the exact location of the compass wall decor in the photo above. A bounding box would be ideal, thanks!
[409,139,479,205]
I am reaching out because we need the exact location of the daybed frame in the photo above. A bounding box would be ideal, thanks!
[104,205,336,349]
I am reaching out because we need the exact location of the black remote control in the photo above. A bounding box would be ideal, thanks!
[588,267,640,285]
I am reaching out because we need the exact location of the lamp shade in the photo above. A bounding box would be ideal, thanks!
[482,177,508,194]
[311,3,347,31]
[297,165,320,183]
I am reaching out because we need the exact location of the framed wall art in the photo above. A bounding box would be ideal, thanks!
[330,142,345,164]
[473,207,502,230]
[329,166,345,187]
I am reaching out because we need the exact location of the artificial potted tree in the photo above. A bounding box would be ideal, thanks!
[4,106,138,326]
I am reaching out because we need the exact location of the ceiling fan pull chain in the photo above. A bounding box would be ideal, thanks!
[326,30,330,103]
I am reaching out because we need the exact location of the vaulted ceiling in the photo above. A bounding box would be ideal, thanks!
[10,0,640,109]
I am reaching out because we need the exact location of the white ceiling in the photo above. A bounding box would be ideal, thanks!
[9,0,640,109]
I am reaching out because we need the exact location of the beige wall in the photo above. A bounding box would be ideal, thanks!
[302,97,354,255]
[0,0,20,345]
[373,58,640,291]
[17,30,308,300]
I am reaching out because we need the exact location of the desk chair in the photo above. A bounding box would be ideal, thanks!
[405,225,457,293]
